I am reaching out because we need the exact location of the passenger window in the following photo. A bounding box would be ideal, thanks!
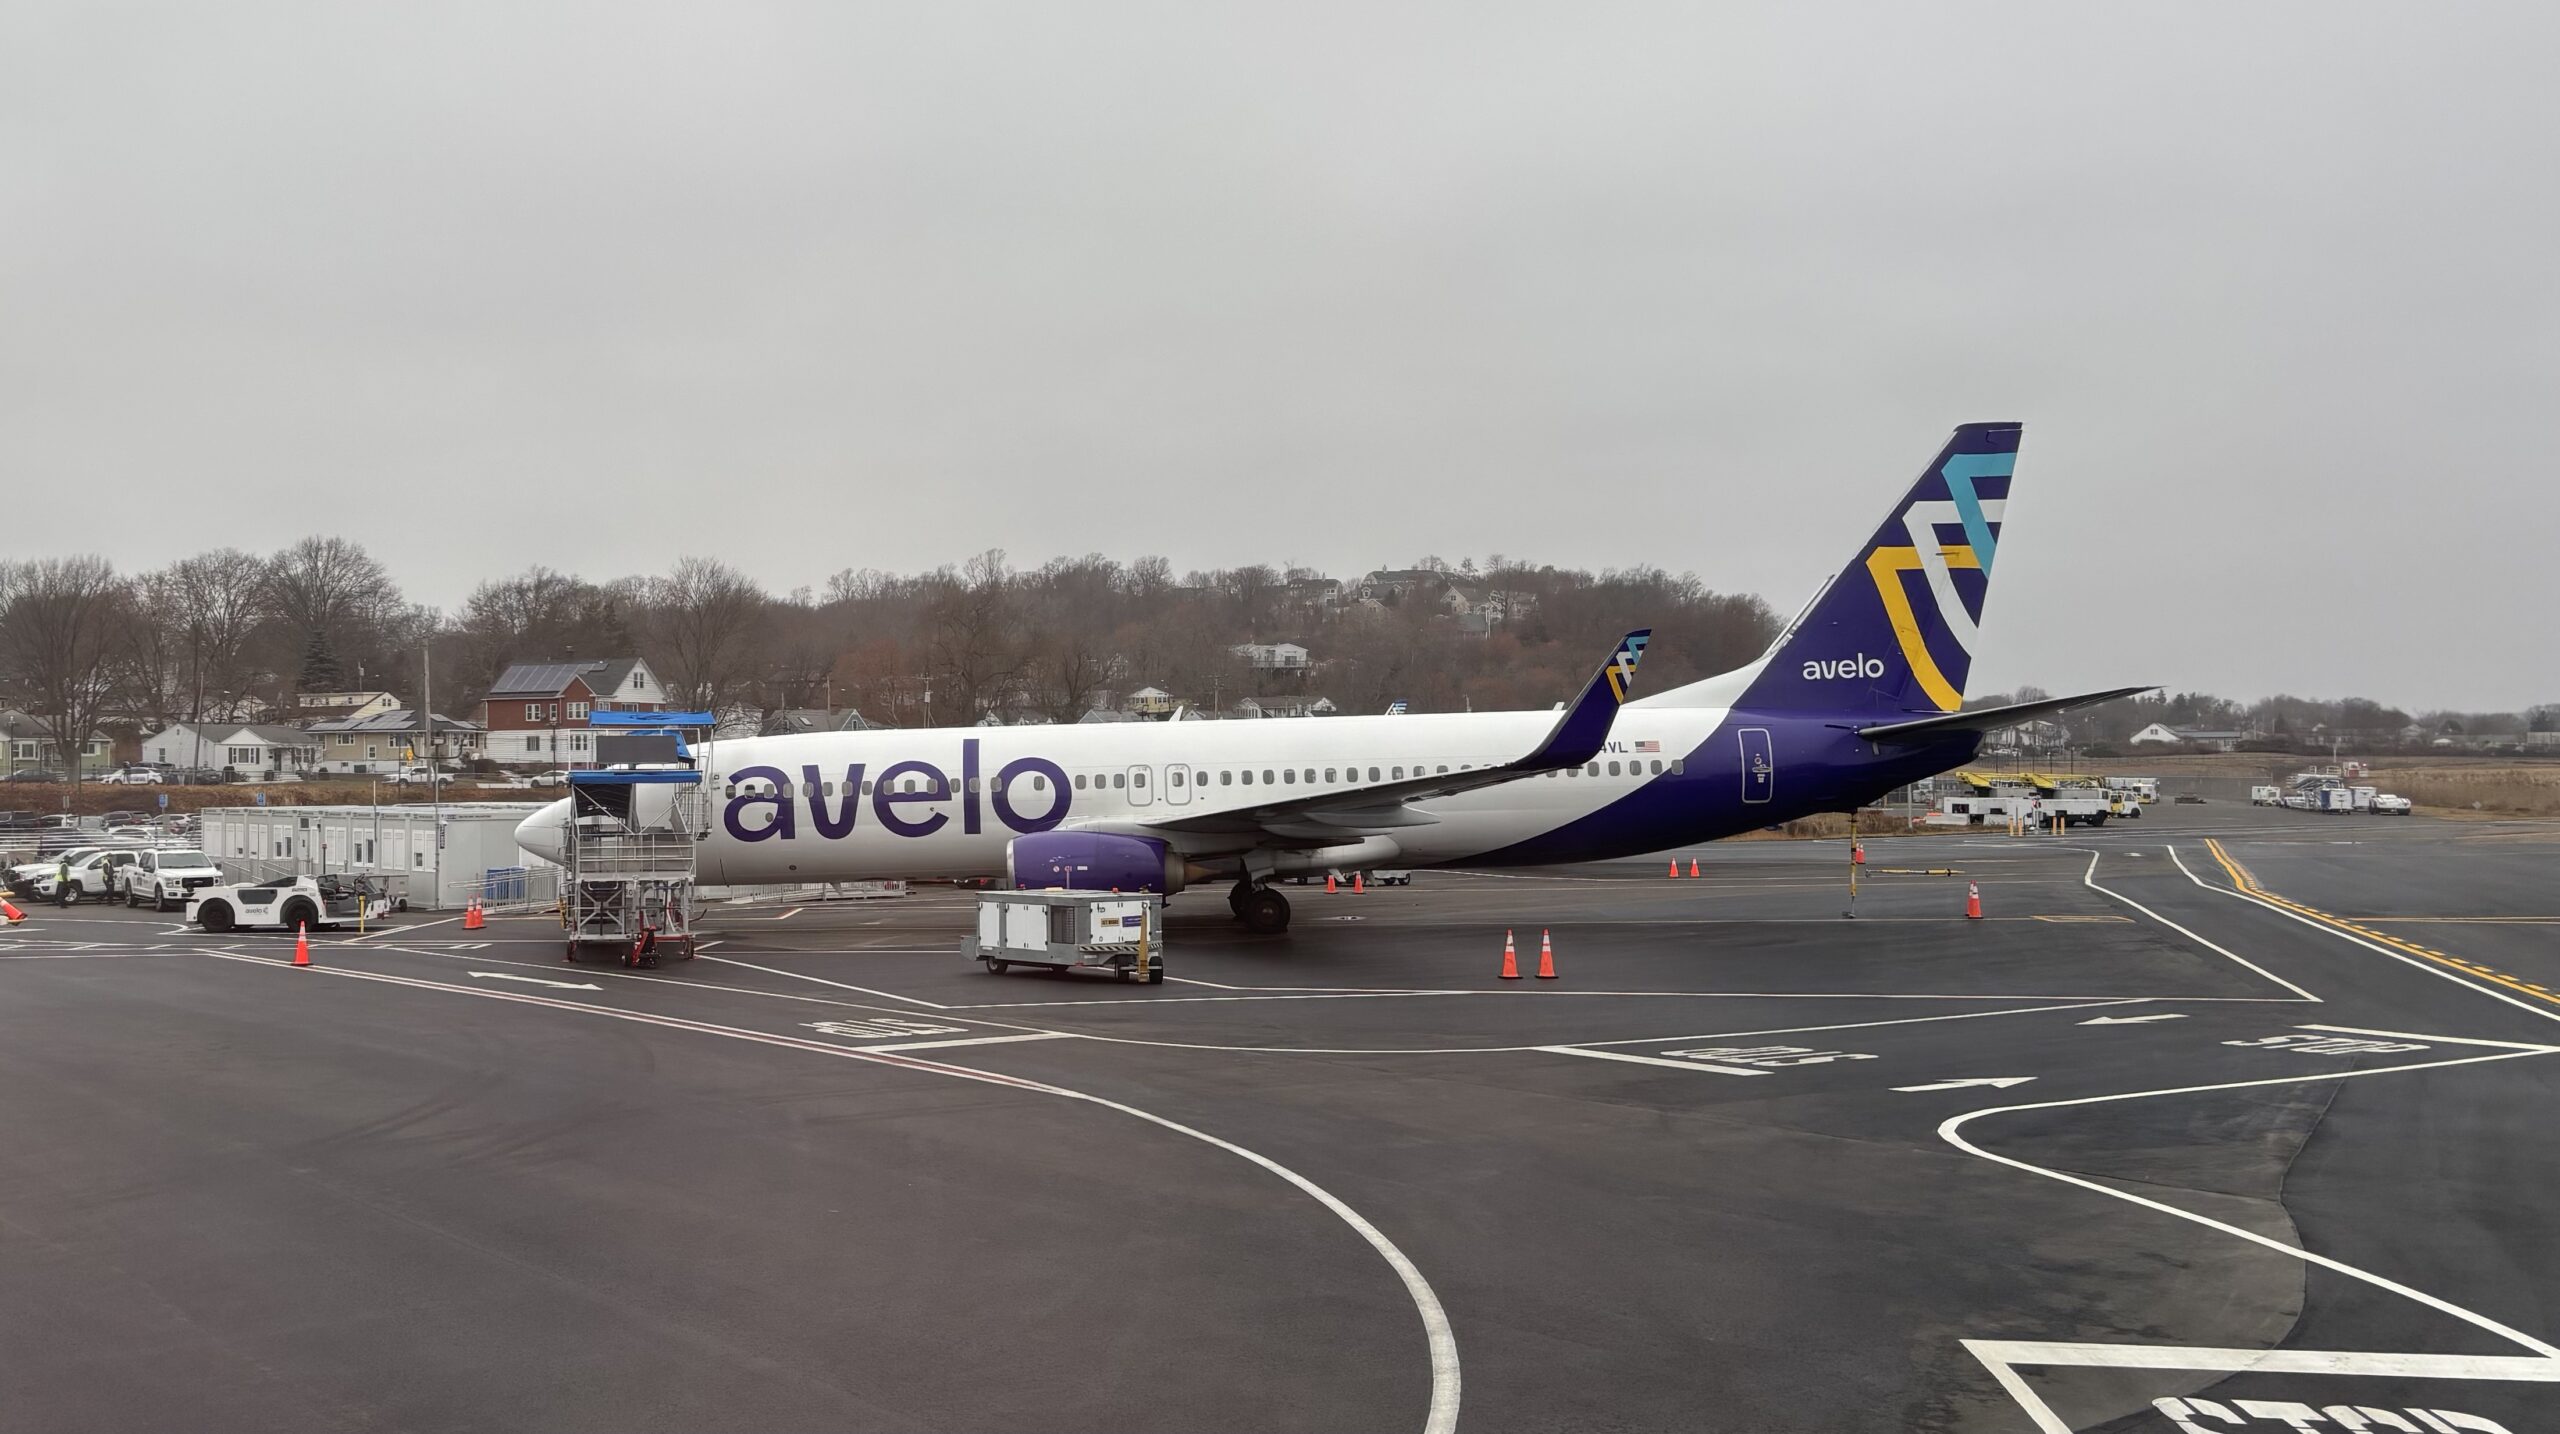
[1112,773,1126,789]
[1283,769,1296,785]
[1607,761,1620,776]
[1171,770,1184,787]
[1262,769,1274,784]
[1367,766,1379,781]
[1587,762,1600,776]
[1325,767,1337,782]
[1392,766,1403,779]
[1220,771,1232,786]
[1133,771,1146,788]
[1566,766,1578,778]
[1670,759,1685,775]
[1650,760,1664,774]
[724,785,736,797]
[1436,765,1448,774]
[1033,775,1046,790]
[1075,775,1088,789]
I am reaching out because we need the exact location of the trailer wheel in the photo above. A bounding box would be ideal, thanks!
[1145,961,1165,985]
[982,958,1008,974]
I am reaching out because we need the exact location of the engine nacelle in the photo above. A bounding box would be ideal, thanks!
[1006,832,1186,894]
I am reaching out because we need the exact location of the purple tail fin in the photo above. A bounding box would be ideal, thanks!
[1740,422,2021,717]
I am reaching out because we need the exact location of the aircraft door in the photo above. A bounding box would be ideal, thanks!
[1738,727,1774,804]
[1165,764,1192,806]
[1127,766,1154,806]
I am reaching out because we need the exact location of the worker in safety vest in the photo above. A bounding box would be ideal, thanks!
[53,858,73,906]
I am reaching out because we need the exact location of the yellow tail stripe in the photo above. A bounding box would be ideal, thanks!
[1863,545,1977,712]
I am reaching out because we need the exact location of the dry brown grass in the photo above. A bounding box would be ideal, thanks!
[2370,765,2560,818]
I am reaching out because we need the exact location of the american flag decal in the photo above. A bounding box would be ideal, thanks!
[1634,740,1660,753]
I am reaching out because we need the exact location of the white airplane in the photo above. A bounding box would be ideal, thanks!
[518,423,2140,934]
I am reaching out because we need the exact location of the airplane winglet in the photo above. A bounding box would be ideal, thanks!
[1512,629,1651,771]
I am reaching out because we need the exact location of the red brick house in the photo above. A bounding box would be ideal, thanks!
[479,658,670,768]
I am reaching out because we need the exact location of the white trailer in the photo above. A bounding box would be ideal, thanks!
[967,889,1165,983]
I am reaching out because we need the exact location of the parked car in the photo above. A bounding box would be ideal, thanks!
[5,769,65,783]
[30,850,142,903]
[120,848,227,911]
[2370,793,2413,815]
[98,766,164,785]
[529,769,570,787]
[8,846,104,894]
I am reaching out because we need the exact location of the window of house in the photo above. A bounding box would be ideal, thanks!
[630,672,644,691]
[570,733,588,751]
[526,736,542,753]
[524,703,542,722]
[567,701,589,721]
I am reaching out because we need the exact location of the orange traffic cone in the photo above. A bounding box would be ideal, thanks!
[1536,929,1557,980]
[1688,858,1701,878]
[1499,930,1521,980]
[1353,872,1365,894]
[1966,882,1983,920]
[1852,841,1866,866]
[1668,859,1680,879]
[1,897,25,924]
[1325,873,1338,894]
[292,921,312,966]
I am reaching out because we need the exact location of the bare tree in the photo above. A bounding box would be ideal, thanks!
[261,537,403,695]
[645,556,770,712]
[921,550,1026,723]
[0,556,132,791]
[162,548,270,717]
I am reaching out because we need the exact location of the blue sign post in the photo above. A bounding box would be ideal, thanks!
[157,793,169,811]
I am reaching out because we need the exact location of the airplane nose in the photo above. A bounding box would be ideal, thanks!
[516,797,570,865]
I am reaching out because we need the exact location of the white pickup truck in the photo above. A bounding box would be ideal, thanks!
[188,874,393,933]
[118,848,228,911]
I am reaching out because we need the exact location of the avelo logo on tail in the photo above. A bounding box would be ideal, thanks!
[1803,654,1889,681]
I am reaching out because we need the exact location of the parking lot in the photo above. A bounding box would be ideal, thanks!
[3,804,2556,1432]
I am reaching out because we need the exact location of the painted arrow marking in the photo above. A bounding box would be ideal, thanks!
[2080,1013,2189,1025]
[468,971,603,991]
[1893,1077,2037,1092]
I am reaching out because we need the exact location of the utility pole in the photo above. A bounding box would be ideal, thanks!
[423,649,442,910]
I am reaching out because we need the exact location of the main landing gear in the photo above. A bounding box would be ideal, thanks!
[1228,880,1292,935]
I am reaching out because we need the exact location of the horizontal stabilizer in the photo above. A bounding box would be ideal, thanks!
[1855,686,2155,743]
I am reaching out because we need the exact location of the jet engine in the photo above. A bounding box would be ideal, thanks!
[1006,831,1189,894]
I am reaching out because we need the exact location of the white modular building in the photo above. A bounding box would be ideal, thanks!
[198,802,550,911]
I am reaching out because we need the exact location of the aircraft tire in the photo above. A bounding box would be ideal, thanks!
[1240,887,1290,935]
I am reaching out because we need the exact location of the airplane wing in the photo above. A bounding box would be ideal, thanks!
[1854,685,2155,743]
[1102,630,1650,843]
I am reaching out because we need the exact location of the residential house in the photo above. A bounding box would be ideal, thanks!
[761,709,881,736]
[1233,695,1338,719]
[305,709,486,774]
[136,722,322,780]
[295,690,402,724]
[2130,723,2246,752]
[1233,642,1311,672]
[0,709,115,777]
[479,658,671,768]
[1123,686,1174,717]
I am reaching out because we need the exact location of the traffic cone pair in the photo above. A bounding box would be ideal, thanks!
[292,921,312,966]
[1965,881,1983,920]
[1498,929,1561,980]
[1668,858,1702,879]
[462,896,485,930]
[1,897,25,925]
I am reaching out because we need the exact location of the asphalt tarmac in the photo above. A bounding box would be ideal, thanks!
[2,803,2555,1432]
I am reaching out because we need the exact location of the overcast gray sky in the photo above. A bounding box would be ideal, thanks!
[5,3,2554,710]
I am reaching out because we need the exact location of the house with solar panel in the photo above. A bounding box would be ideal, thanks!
[477,658,672,769]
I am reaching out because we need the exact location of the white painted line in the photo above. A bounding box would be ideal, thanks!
[1964,1340,2560,1378]
[2298,1023,2560,1053]
[200,949,1461,1434]
[1537,1045,1766,1074]
[1893,1077,2034,1092]
[1941,1050,2560,1360]
[1570,999,2147,1049]
[854,1032,1077,1054]
[698,953,950,1009]
[2084,850,2321,1002]
[2079,1013,2187,1025]
[1962,1340,2560,1434]
[2173,844,2560,1029]
[348,914,462,942]
[468,971,603,991]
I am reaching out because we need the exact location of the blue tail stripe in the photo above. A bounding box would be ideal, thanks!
[1940,452,2011,574]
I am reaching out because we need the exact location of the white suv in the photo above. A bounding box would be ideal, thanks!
[121,848,227,911]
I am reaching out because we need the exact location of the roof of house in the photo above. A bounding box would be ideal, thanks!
[763,709,877,735]
[487,658,653,699]
[226,724,322,747]
[305,710,484,736]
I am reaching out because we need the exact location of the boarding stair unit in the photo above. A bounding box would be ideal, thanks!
[561,711,714,967]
